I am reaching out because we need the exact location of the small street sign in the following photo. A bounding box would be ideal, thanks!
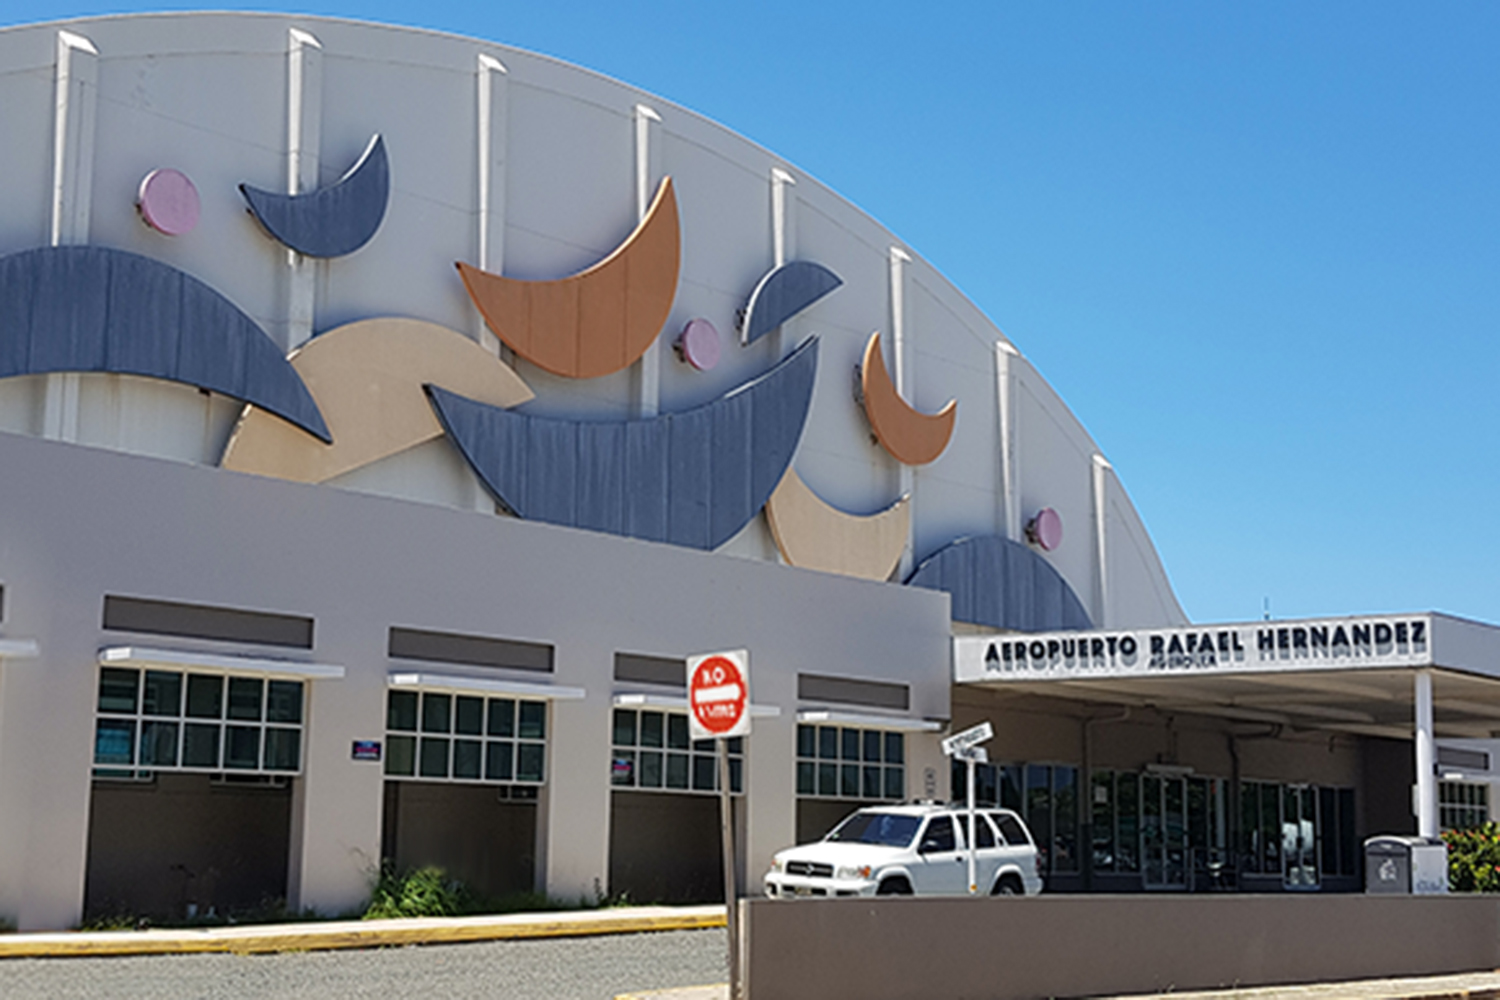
[942,721,994,757]
[687,649,751,740]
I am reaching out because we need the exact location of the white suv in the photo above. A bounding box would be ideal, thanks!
[763,802,1044,898]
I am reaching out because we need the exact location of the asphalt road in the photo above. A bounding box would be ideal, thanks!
[0,928,726,1000]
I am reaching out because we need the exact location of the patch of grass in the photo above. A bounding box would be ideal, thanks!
[364,864,470,919]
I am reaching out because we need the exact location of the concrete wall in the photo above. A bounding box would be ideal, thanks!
[0,430,950,929]
[743,896,1500,1000]
[951,687,1364,790]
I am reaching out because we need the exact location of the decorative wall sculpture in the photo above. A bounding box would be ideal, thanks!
[221,317,534,482]
[906,534,1092,632]
[740,260,842,346]
[426,335,819,550]
[240,134,390,258]
[860,330,956,466]
[136,168,200,236]
[764,467,909,581]
[456,177,680,379]
[0,245,329,441]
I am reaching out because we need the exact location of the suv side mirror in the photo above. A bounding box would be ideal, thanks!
[919,837,942,854]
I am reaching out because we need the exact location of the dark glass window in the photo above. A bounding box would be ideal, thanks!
[142,671,182,717]
[387,690,418,731]
[98,669,140,714]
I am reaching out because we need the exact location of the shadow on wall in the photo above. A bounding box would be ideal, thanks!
[84,774,291,921]
[380,782,537,902]
[609,791,740,904]
[796,799,865,846]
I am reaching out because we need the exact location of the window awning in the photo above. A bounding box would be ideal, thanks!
[613,692,781,717]
[795,709,943,732]
[99,645,344,679]
[0,638,38,659]
[389,671,585,700]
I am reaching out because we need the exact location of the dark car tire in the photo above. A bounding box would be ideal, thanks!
[876,877,913,895]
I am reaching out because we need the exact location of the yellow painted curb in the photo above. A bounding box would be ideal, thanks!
[0,908,726,959]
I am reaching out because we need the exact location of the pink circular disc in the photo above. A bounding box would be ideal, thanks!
[676,318,721,371]
[137,168,200,236]
[1027,507,1063,551]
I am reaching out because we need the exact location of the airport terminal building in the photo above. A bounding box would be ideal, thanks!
[0,13,1492,930]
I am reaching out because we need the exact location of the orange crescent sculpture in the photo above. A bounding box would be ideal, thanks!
[220,317,534,483]
[456,176,680,379]
[765,468,910,581]
[860,330,957,465]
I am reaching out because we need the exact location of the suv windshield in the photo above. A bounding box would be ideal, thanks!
[826,812,922,848]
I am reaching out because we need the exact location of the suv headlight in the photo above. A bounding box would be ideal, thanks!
[835,865,872,880]
[770,858,784,873]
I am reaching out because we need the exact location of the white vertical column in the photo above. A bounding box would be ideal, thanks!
[995,341,1021,541]
[475,53,508,358]
[468,53,510,514]
[630,104,662,419]
[1091,454,1112,627]
[283,28,322,351]
[43,29,99,443]
[889,246,915,579]
[1415,669,1438,839]
[767,167,797,361]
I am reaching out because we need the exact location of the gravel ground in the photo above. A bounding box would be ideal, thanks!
[0,928,726,1000]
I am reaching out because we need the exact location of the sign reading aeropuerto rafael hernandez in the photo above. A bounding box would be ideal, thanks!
[953,614,1465,683]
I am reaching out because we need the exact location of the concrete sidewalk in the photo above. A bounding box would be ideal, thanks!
[0,904,725,958]
[616,970,1500,1000]
[1095,969,1500,999]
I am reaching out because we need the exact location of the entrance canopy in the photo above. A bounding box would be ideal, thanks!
[953,613,1500,742]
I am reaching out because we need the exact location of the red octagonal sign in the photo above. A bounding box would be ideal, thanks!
[688,649,750,740]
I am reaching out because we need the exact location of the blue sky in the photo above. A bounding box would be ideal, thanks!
[4,2,1497,625]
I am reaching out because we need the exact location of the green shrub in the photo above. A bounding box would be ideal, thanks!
[1442,823,1500,892]
[364,863,470,919]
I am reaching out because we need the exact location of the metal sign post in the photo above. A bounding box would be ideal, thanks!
[689,649,751,1000]
[942,722,994,897]
[717,736,738,998]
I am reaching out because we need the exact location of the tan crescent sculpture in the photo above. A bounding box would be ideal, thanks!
[860,330,957,466]
[220,317,534,483]
[765,467,910,581]
[456,176,680,380]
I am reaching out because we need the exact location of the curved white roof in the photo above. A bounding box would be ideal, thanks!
[0,12,1185,628]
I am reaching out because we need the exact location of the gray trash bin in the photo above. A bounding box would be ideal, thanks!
[1365,835,1449,894]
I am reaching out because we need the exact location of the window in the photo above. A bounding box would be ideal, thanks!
[611,708,742,794]
[1240,780,1357,879]
[949,759,1023,811]
[1440,781,1490,831]
[954,759,1079,875]
[384,689,545,795]
[795,724,904,801]
[920,815,956,853]
[93,667,304,777]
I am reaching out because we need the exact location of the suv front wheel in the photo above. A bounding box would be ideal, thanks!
[876,876,913,895]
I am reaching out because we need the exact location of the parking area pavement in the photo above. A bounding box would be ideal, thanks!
[0,927,726,1000]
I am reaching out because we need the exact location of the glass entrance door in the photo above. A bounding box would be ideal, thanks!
[1282,784,1319,889]
[1141,773,1188,889]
